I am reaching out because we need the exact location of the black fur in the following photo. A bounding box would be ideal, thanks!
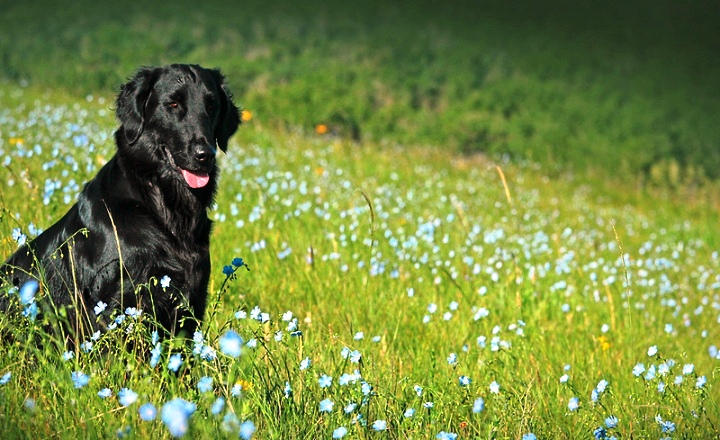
[1,64,240,338]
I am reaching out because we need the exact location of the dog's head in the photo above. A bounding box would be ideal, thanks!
[115,64,240,191]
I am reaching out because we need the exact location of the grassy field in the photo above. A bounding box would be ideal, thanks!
[2,1,720,438]
[2,0,720,180]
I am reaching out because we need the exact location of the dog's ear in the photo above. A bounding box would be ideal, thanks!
[212,69,241,153]
[116,67,161,145]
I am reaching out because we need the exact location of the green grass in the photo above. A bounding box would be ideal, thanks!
[1,83,720,438]
[2,1,720,437]
[1,0,719,180]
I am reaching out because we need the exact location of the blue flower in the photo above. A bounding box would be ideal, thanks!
[594,426,607,439]
[94,301,107,315]
[71,371,90,389]
[118,388,138,406]
[239,420,255,439]
[596,379,608,393]
[62,351,74,361]
[696,375,707,388]
[232,258,245,268]
[436,432,458,440]
[211,397,225,415]
[222,265,234,276]
[150,343,162,368]
[349,350,361,363]
[197,376,214,393]
[167,353,183,372]
[568,397,580,411]
[98,388,112,398]
[361,381,372,395]
[682,364,694,375]
[339,372,360,386]
[200,345,216,361]
[632,363,645,377]
[472,397,485,413]
[489,381,500,394]
[283,382,293,398]
[299,357,311,370]
[447,353,458,365]
[404,407,415,418]
[160,275,171,288]
[19,280,39,305]
[0,372,11,385]
[657,418,676,433]
[192,331,205,354]
[219,330,243,358]
[644,365,656,381]
[345,402,358,414]
[161,398,196,438]
[459,375,471,386]
[22,302,38,321]
[250,306,262,320]
[125,307,142,319]
[647,345,658,356]
[318,374,332,389]
[522,434,537,440]
[138,403,157,421]
[332,426,348,438]
[319,398,334,412]
[605,415,619,429]
[12,228,27,245]
[372,420,387,431]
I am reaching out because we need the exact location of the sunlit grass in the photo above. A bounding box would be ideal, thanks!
[1,84,720,438]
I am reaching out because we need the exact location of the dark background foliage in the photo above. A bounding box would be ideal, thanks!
[1,0,719,181]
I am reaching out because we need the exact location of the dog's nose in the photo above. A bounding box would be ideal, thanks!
[194,144,215,164]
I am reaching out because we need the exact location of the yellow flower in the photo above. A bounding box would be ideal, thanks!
[241,110,253,122]
[235,379,253,391]
[597,335,611,351]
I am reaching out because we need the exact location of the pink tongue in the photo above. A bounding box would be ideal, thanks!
[181,169,210,188]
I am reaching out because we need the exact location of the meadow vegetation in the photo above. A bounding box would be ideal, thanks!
[2,0,720,180]
[1,1,720,438]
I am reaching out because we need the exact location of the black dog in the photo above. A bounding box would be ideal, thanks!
[1,64,240,339]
